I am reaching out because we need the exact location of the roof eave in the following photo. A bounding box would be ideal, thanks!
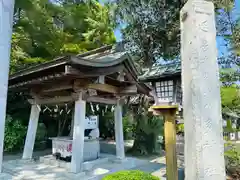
[139,72,181,82]
[9,56,70,81]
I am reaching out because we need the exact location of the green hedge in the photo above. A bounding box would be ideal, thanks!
[4,115,47,152]
[4,115,27,152]
[102,170,160,180]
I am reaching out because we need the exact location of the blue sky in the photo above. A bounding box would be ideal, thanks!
[111,0,240,58]
[217,0,240,57]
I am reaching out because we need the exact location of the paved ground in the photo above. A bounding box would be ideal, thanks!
[2,153,184,180]
[0,140,185,180]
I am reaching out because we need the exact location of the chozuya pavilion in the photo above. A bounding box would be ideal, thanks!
[7,44,152,174]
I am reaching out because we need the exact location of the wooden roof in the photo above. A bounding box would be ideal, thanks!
[9,44,152,105]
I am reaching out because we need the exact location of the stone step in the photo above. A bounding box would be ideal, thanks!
[40,155,109,172]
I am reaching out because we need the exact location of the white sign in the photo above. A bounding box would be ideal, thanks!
[85,116,98,129]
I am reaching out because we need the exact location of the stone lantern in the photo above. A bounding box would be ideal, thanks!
[139,62,183,180]
[139,62,182,110]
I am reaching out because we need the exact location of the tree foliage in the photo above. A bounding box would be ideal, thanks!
[112,0,184,67]
[221,86,239,108]
[216,3,240,56]
[221,86,240,120]
[6,0,116,152]
[11,0,116,72]
[127,95,163,155]
[112,0,235,67]
[216,2,240,85]
[4,115,27,152]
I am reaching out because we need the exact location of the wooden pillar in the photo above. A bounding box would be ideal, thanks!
[151,105,178,180]
[114,100,125,160]
[164,109,178,180]
[0,0,15,173]
[71,92,86,173]
[22,104,41,159]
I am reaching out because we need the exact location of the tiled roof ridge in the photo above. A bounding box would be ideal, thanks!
[153,61,181,68]
[142,61,181,70]
[139,61,181,80]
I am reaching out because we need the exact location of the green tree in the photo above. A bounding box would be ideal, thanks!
[112,0,235,67]
[127,95,164,155]
[82,2,116,48]
[216,3,240,85]
[11,0,116,72]
[112,0,236,156]
[221,86,240,130]
[112,0,184,67]
[7,0,117,149]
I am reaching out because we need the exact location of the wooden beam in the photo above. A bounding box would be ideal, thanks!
[87,83,119,94]
[73,79,92,91]
[28,95,78,105]
[42,91,72,97]
[41,84,72,93]
[119,85,138,95]
[84,96,117,104]
[74,80,120,94]
[29,95,118,105]
[74,80,140,95]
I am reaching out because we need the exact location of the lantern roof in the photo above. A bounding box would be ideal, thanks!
[138,62,181,82]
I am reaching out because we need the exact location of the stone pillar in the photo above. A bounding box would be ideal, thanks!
[181,0,226,179]
[0,0,15,172]
[114,100,125,160]
[71,92,86,173]
[22,104,41,159]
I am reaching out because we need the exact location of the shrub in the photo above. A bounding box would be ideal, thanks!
[225,142,240,167]
[102,170,160,180]
[4,115,27,152]
[225,142,240,179]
